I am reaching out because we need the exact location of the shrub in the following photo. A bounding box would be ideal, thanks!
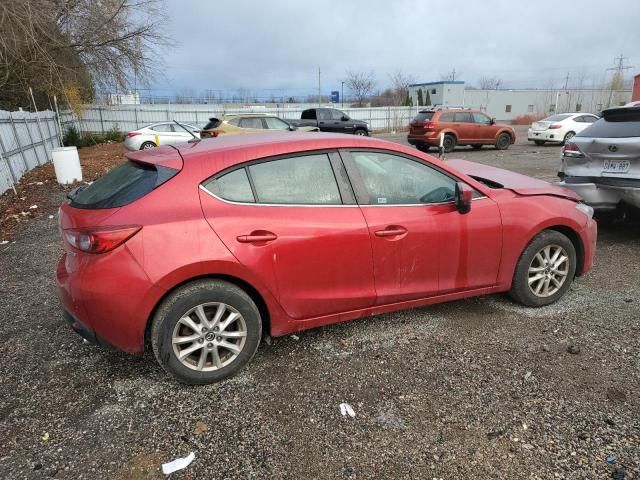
[104,126,123,142]
[512,114,545,125]
[62,125,81,147]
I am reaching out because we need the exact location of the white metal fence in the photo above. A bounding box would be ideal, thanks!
[0,110,62,195]
[59,104,424,134]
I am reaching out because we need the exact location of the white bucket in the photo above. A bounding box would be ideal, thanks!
[52,147,82,185]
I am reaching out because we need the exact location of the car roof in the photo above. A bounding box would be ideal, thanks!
[174,132,419,169]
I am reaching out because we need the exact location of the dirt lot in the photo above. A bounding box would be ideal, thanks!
[0,128,639,479]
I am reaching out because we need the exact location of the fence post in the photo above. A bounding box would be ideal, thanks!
[98,107,105,133]
[134,108,139,129]
[8,112,29,171]
[23,117,44,165]
[166,109,170,121]
[0,127,18,188]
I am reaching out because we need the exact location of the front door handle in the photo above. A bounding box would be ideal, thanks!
[374,226,407,237]
[237,231,278,243]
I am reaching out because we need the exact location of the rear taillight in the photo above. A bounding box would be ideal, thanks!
[126,132,141,137]
[64,225,141,254]
[423,121,435,130]
[562,142,585,158]
[548,123,562,129]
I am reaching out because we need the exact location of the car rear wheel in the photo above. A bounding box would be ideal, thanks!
[443,134,456,153]
[534,140,546,146]
[509,230,576,307]
[151,280,262,384]
[354,129,368,136]
[140,141,156,150]
[471,144,483,150]
[563,131,575,144]
[495,133,511,150]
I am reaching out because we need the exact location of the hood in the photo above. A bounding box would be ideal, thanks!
[448,159,581,201]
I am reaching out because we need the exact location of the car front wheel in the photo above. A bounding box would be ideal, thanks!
[509,230,576,307]
[354,129,368,136]
[151,280,262,384]
[495,133,511,150]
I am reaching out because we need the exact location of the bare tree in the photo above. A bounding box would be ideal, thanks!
[345,70,376,107]
[389,71,415,106]
[0,0,170,111]
[478,76,503,90]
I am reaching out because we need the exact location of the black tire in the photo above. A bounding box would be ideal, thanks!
[140,141,156,150]
[151,279,262,384]
[563,131,575,144]
[417,145,431,153]
[509,230,577,307]
[354,129,368,136]
[443,134,456,153]
[534,140,546,146]
[495,133,511,150]
[471,144,483,150]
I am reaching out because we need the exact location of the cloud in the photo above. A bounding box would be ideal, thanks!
[152,0,640,98]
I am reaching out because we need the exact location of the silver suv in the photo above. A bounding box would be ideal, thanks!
[557,106,640,212]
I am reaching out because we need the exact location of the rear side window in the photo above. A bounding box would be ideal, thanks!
[301,110,317,120]
[413,112,434,122]
[70,161,176,209]
[454,112,473,122]
[239,117,264,129]
[206,168,255,203]
[579,118,640,138]
[544,114,572,122]
[151,124,174,132]
[250,154,341,204]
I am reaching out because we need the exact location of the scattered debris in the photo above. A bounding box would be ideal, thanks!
[193,421,208,435]
[263,335,272,346]
[612,467,626,479]
[605,418,616,427]
[567,344,581,355]
[374,412,405,428]
[339,403,355,418]
[48,215,54,219]
[161,452,195,475]
[29,205,38,209]
[541,344,550,352]
[623,298,632,303]
[607,387,627,402]
[607,455,617,463]
[487,429,505,440]
[290,334,300,341]
[0,240,8,245]
[523,371,533,382]
[41,432,49,441]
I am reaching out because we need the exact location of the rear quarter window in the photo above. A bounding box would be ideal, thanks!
[413,112,434,122]
[69,161,177,209]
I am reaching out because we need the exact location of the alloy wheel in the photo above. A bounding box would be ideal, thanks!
[527,244,570,298]
[172,302,247,371]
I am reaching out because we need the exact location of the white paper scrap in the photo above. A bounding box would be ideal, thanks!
[340,403,355,417]
[162,452,195,475]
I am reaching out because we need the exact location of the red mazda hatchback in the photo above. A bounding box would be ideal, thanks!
[57,132,597,384]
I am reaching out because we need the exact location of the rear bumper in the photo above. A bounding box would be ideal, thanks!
[556,178,640,210]
[62,309,118,350]
[528,128,564,142]
[407,133,439,146]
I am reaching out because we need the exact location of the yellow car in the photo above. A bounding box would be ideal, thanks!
[200,114,319,138]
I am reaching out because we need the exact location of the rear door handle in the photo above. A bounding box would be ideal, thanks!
[374,226,407,237]
[237,231,278,243]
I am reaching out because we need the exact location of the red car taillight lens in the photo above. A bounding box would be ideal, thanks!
[423,121,435,129]
[562,142,585,158]
[548,123,562,129]
[64,226,141,254]
[126,132,141,137]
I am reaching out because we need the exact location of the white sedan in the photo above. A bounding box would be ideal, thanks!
[527,113,599,145]
[124,122,200,151]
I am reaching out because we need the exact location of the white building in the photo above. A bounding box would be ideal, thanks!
[408,81,632,120]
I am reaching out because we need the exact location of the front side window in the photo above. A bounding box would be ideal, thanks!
[317,109,332,120]
[472,112,491,124]
[249,154,341,204]
[264,117,290,130]
[350,151,456,205]
[330,109,347,120]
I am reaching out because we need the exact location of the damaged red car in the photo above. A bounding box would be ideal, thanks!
[56,132,596,384]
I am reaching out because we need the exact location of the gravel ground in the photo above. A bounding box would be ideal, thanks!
[0,128,639,479]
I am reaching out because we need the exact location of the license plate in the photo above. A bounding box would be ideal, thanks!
[603,160,630,173]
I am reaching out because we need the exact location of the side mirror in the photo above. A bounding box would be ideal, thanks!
[490,117,496,125]
[341,115,349,121]
[455,182,473,214]
[289,125,297,131]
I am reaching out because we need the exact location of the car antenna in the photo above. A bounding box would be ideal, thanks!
[173,120,199,140]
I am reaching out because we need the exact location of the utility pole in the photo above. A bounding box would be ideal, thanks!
[606,54,633,107]
[563,72,570,89]
[318,66,321,107]
[341,81,344,108]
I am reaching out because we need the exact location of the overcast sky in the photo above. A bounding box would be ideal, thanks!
[150,0,639,99]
